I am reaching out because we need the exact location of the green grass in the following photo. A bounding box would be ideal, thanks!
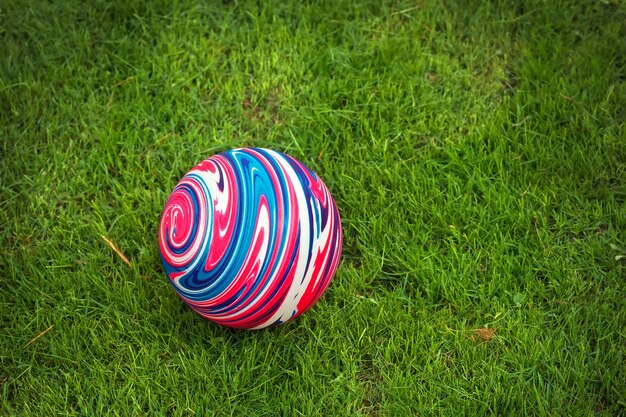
[1,0,625,415]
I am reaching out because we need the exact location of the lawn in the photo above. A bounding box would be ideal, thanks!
[1,0,625,415]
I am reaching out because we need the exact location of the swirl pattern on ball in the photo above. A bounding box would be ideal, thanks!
[159,148,342,329]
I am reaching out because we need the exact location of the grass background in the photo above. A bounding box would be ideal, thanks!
[1,0,625,415]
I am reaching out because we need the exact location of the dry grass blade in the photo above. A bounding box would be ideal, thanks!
[23,325,55,348]
[100,234,131,266]
[111,76,135,88]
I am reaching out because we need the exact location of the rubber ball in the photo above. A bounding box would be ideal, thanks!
[158,148,342,329]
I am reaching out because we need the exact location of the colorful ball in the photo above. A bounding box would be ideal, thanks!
[158,148,342,329]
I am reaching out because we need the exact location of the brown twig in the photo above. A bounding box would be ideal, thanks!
[23,325,54,348]
[100,234,131,266]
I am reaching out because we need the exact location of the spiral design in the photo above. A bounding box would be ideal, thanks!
[159,148,342,329]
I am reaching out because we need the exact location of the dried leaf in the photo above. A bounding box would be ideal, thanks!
[473,327,496,342]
